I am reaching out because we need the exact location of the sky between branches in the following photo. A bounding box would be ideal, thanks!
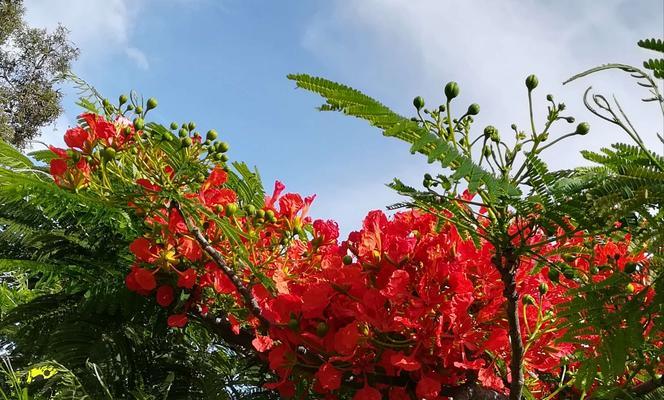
[24,0,664,234]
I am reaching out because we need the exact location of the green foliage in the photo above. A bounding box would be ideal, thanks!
[0,139,277,399]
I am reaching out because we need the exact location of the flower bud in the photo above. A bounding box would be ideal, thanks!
[316,322,329,337]
[484,125,499,142]
[133,118,145,131]
[546,94,553,102]
[548,268,560,283]
[525,74,539,91]
[119,94,128,105]
[245,204,257,216]
[626,283,635,294]
[188,122,196,131]
[178,128,188,137]
[438,104,446,113]
[225,203,238,217]
[126,104,134,111]
[170,122,179,130]
[343,255,353,265]
[288,317,299,331]
[413,96,425,110]
[467,103,480,115]
[444,81,460,101]
[135,106,144,114]
[146,97,158,110]
[565,117,575,124]
[482,146,492,157]
[218,141,230,153]
[266,209,276,223]
[181,136,193,147]
[538,282,549,295]
[100,147,116,161]
[575,122,590,135]
[206,129,218,141]
[523,294,536,305]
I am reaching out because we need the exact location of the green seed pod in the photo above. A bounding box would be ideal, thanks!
[178,128,188,137]
[525,74,539,91]
[444,81,460,101]
[523,294,536,305]
[206,129,218,141]
[218,141,230,153]
[225,203,238,216]
[575,122,590,136]
[548,268,560,283]
[538,282,549,295]
[135,106,144,114]
[316,322,329,337]
[563,268,575,280]
[101,147,116,161]
[467,103,480,115]
[119,94,128,105]
[188,122,196,131]
[170,122,179,130]
[133,118,145,131]
[181,136,193,147]
[413,96,425,110]
[343,255,353,265]
[146,97,158,110]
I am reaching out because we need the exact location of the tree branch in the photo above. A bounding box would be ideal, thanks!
[497,251,525,400]
[173,201,271,330]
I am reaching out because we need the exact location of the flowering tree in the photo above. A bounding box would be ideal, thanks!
[1,40,662,399]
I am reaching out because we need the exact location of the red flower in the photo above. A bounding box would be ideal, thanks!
[64,127,89,150]
[203,166,228,189]
[156,285,174,307]
[129,237,157,262]
[390,352,421,371]
[136,178,162,192]
[315,363,342,391]
[334,322,360,355]
[178,236,202,261]
[252,334,275,352]
[50,158,67,177]
[380,269,410,299]
[177,268,197,289]
[134,268,156,292]
[388,387,410,400]
[353,385,381,400]
[167,314,188,328]
[416,376,441,400]
[168,208,188,234]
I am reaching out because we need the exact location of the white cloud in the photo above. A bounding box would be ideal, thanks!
[126,47,150,70]
[22,0,148,70]
[302,0,664,229]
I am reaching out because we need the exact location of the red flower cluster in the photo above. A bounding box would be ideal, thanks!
[48,112,659,399]
[49,113,137,189]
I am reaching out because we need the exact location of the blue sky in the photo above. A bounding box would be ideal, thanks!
[24,0,663,233]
